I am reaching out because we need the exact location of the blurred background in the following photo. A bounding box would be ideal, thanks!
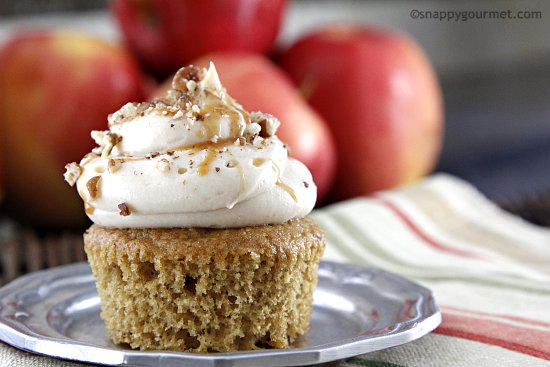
[0,0,548,281]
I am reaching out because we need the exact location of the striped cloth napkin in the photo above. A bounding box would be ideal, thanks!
[1,173,549,366]
[313,173,550,367]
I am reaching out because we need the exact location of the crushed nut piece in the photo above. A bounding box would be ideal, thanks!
[251,112,280,137]
[186,80,197,92]
[91,130,122,158]
[215,167,220,172]
[146,152,160,159]
[244,122,261,137]
[63,163,81,186]
[156,158,171,172]
[252,135,265,147]
[108,102,152,125]
[173,65,201,91]
[178,167,187,174]
[86,176,101,200]
[108,159,124,173]
[80,152,100,166]
[234,137,246,146]
[118,203,131,216]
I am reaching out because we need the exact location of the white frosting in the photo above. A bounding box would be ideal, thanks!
[69,63,316,228]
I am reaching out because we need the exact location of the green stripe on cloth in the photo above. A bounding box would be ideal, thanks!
[330,211,412,267]
[313,214,375,266]
[323,206,550,296]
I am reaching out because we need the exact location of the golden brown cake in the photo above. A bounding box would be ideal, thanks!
[84,218,324,352]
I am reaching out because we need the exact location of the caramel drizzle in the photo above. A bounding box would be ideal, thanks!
[169,139,235,176]
[84,202,95,214]
[77,184,95,214]
[200,102,248,140]
[92,93,251,178]
[169,138,235,153]
[234,158,246,208]
[271,162,297,202]
[253,158,268,167]
[276,182,297,202]
[198,147,218,176]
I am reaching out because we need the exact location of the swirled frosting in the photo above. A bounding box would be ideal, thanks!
[64,63,316,228]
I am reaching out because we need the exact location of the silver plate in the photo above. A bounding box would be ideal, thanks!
[0,261,440,367]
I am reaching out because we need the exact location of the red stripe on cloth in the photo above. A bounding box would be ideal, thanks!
[435,312,550,360]
[442,305,550,329]
[374,195,485,259]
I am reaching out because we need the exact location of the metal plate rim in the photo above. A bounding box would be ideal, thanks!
[0,261,441,367]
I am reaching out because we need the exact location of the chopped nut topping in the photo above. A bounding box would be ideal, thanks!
[251,112,280,137]
[215,167,220,172]
[146,152,160,159]
[86,176,101,200]
[105,64,247,129]
[80,152,100,166]
[107,159,124,173]
[178,167,187,174]
[108,102,152,126]
[234,137,246,146]
[63,163,81,186]
[91,130,122,158]
[118,203,131,216]
[173,65,202,91]
[156,158,171,172]
[252,135,265,147]
[186,80,197,92]
[244,122,261,137]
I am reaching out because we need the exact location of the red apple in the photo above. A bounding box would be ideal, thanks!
[281,25,444,200]
[0,30,146,227]
[112,0,287,77]
[0,129,3,202]
[152,52,337,202]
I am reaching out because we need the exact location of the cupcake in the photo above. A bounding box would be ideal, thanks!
[64,63,325,352]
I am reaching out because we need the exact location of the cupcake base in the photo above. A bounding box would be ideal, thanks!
[83,218,325,352]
